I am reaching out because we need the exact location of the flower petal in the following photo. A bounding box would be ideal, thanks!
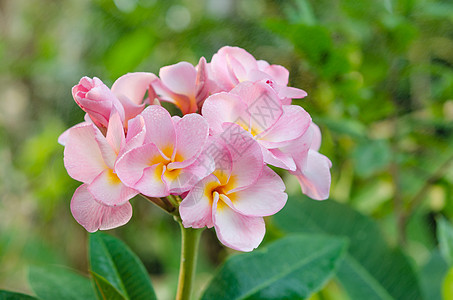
[105,111,125,155]
[159,62,197,97]
[195,57,211,107]
[202,92,246,135]
[179,175,219,228]
[262,64,289,86]
[171,113,209,168]
[93,129,117,170]
[134,164,168,197]
[111,72,157,105]
[213,196,265,252]
[258,105,311,147]
[122,115,146,155]
[310,122,322,151]
[227,166,287,217]
[151,79,194,114]
[230,81,283,134]
[64,124,106,183]
[261,147,296,171]
[219,123,263,191]
[88,169,138,207]
[116,142,163,187]
[275,85,308,99]
[70,184,132,232]
[141,105,176,156]
[291,150,332,200]
[220,46,258,76]
[58,121,90,146]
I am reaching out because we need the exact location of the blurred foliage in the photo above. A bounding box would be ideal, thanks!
[0,0,453,299]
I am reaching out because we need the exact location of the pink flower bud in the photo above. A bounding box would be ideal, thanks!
[72,77,125,128]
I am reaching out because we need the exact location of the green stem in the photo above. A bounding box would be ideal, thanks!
[176,221,203,300]
[167,194,181,208]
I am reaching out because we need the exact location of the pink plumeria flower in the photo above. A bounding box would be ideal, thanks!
[290,123,332,200]
[202,81,312,172]
[151,57,213,114]
[180,128,287,252]
[115,105,211,197]
[208,46,307,104]
[72,72,157,130]
[64,112,139,231]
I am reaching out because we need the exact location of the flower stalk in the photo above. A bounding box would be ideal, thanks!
[176,220,202,300]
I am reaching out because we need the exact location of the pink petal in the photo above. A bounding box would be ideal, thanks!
[163,168,197,194]
[220,46,258,76]
[87,169,138,207]
[141,105,176,156]
[262,64,289,86]
[210,49,237,91]
[227,54,248,83]
[115,142,163,187]
[226,166,287,217]
[256,60,270,70]
[134,164,168,197]
[195,57,211,107]
[230,81,283,133]
[291,150,332,200]
[165,154,217,194]
[159,62,197,98]
[201,92,246,134]
[106,111,125,155]
[274,85,308,99]
[286,125,314,171]
[122,115,146,155]
[219,123,263,191]
[213,196,265,252]
[115,142,169,198]
[70,184,132,232]
[310,122,322,151]
[111,72,157,105]
[205,136,233,178]
[247,69,275,83]
[118,98,145,126]
[172,115,182,123]
[258,105,311,147]
[261,146,297,171]
[58,121,90,146]
[64,124,106,183]
[151,79,193,114]
[174,137,221,181]
[93,128,117,170]
[179,175,219,228]
[171,113,209,168]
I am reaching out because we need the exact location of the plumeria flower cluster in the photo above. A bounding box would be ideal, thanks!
[60,46,332,251]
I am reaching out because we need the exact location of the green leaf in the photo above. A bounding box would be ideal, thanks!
[0,290,38,300]
[437,217,453,265]
[283,0,316,25]
[201,235,347,300]
[28,265,96,300]
[315,117,367,139]
[419,250,448,300]
[443,267,453,300]
[91,272,127,300]
[265,21,332,64]
[274,197,423,300]
[353,139,392,177]
[103,29,155,80]
[89,232,157,300]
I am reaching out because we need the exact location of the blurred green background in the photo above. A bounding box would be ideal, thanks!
[1,0,453,299]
